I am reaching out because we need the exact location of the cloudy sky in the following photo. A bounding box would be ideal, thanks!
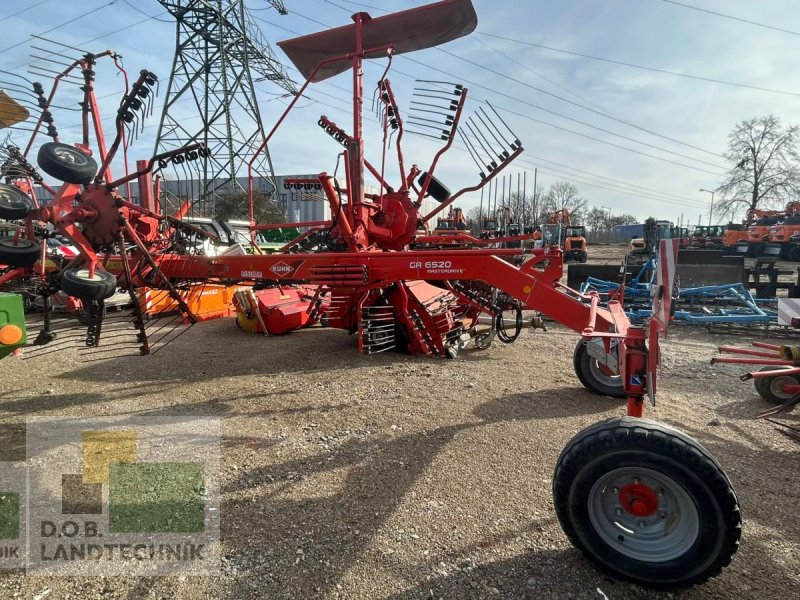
[1,0,798,226]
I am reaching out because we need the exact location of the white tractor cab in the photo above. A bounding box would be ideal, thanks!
[535,223,563,249]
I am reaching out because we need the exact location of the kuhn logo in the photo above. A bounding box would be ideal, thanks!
[270,262,294,276]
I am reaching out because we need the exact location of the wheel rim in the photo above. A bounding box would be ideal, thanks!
[53,146,89,166]
[588,357,622,388]
[768,374,798,400]
[0,239,34,250]
[588,466,700,563]
[73,269,105,282]
[0,189,26,208]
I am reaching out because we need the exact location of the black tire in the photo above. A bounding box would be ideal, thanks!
[553,417,741,589]
[787,245,800,262]
[753,365,800,404]
[61,267,117,301]
[0,183,33,220]
[749,243,765,258]
[0,238,40,267]
[37,142,98,184]
[417,172,451,202]
[573,340,625,398]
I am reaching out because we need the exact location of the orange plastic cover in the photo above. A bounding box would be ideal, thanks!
[277,0,478,82]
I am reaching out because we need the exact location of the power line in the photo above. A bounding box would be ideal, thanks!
[286,4,725,177]
[490,103,723,176]
[478,31,800,98]
[0,0,52,24]
[661,0,800,37]
[418,46,717,159]
[120,0,172,24]
[268,79,714,210]
[317,0,725,158]
[0,0,119,56]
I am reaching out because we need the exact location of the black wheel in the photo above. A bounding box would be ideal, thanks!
[573,340,625,398]
[0,184,33,220]
[787,245,800,262]
[37,142,98,184]
[749,243,765,258]
[553,417,741,589]
[753,366,800,404]
[0,238,40,267]
[473,316,497,350]
[61,267,117,301]
[417,172,450,202]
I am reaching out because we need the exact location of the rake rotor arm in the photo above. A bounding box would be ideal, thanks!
[107,143,205,189]
[22,50,115,158]
[414,87,467,207]
[421,144,524,224]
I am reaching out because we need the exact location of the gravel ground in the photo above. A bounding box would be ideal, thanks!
[0,244,798,599]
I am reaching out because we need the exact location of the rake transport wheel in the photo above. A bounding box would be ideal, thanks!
[0,183,33,220]
[553,417,741,589]
[753,366,800,404]
[573,340,625,398]
[0,238,40,267]
[37,142,98,184]
[61,268,117,301]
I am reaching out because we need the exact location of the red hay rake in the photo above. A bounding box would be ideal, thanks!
[0,50,213,353]
[0,0,743,588]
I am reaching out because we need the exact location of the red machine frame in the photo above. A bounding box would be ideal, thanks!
[0,1,742,588]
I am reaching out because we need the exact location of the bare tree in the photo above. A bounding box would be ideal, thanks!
[541,182,588,224]
[585,206,610,233]
[716,115,800,216]
[213,190,287,224]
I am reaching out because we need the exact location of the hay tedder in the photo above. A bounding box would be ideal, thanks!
[0,0,741,588]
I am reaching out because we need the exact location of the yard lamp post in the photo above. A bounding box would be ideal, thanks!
[700,189,715,225]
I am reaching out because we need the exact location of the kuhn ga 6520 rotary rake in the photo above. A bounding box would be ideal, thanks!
[0,0,741,588]
[162,0,739,588]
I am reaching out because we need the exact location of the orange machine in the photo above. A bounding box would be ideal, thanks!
[722,224,747,254]
[735,207,790,257]
[564,225,587,262]
[138,284,246,322]
[763,214,800,258]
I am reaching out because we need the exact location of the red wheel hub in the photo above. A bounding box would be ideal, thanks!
[618,483,659,517]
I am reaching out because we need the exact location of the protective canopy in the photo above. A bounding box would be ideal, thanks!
[0,91,29,128]
[277,0,478,82]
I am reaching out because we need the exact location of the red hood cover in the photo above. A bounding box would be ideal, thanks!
[277,0,478,82]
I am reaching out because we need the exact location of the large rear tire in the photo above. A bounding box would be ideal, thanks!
[61,267,117,301]
[573,340,625,398]
[553,417,741,589]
